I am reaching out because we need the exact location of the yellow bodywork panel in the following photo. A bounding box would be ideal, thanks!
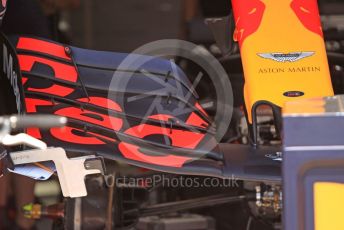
[314,182,344,230]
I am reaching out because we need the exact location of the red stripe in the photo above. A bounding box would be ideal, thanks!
[27,128,42,139]
[291,0,323,37]
[232,0,266,46]
[17,37,71,60]
[186,112,208,128]
[119,142,190,168]
[25,98,54,139]
[21,77,28,85]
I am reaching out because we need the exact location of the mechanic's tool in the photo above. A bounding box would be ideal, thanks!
[0,115,67,149]
[0,115,67,131]
[0,115,67,177]
[2,133,47,149]
[10,148,105,198]
[0,115,105,197]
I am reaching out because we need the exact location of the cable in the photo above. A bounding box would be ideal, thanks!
[246,216,253,230]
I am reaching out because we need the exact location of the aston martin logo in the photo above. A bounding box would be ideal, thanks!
[257,52,315,63]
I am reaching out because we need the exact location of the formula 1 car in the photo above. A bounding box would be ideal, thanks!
[1,0,344,229]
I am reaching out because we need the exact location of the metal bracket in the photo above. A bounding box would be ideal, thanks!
[2,133,47,149]
[10,148,104,198]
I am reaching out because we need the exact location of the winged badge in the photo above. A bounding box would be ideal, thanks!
[257,52,315,62]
